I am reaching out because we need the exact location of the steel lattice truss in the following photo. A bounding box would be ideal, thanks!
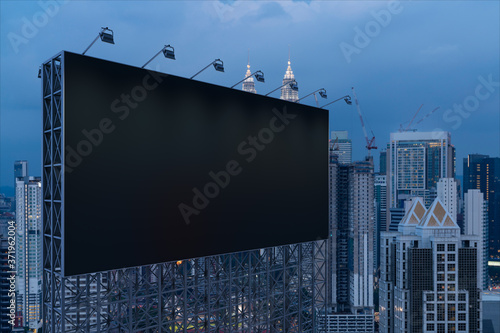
[42,53,327,333]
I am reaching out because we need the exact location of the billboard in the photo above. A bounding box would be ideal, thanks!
[62,51,328,276]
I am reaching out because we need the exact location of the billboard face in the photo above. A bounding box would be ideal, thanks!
[63,51,328,276]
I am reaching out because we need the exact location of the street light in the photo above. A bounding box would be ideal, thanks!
[320,95,352,109]
[82,27,115,55]
[296,88,327,103]
[264,80,298,96]
[141,45,175,68]
[230,70,265,88]
[190,59,224,79]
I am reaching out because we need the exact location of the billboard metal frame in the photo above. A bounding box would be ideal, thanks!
[42,52,326,332]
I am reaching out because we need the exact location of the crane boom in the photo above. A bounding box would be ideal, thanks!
[416,107,440,124]
[405,104,423,131]
[351,87,377,152]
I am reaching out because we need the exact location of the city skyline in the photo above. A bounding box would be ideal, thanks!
[1,1,499,190]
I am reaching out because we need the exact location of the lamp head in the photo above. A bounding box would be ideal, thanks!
[213,59,224,72]
[99,27,114,44]
[255,71,265,83]
[163,45,175,60]
[319,89,327,99]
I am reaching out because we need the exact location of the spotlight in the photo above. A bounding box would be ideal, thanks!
[142,44,175,68]
[230,70,265,89]
[191,59,225,79]
[82,27,115,55]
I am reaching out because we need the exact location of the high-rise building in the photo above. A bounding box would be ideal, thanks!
[437,178,458,222]
[380,150,387,175]
[463,154,500,261]
[241,61,256,94]
[15,176,42,330]
[349,157,375,312]
[280,55,298,102]
[330,131,352,165]
[464,189,489,290]
[324,152,375,332]
[375,174,387,270]
[327,153,349,313]
[379,197,482,333]
[386,131,455,227]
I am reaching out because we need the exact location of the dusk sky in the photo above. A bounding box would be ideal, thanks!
[1,0,499,193]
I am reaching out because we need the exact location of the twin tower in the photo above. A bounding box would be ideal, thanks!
[242,55,299,102]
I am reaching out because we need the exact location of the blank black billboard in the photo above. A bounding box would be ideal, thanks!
[62,51,328,276]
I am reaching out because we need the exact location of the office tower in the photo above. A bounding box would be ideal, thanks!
[380,150,387,174]
[465,189,489,290]
[349,157,375,312]
[379,197,482,333]
[463,154,500,260]
[241,61,256,94]
[386,131,455,228]
[280,55,298,102]
[15,176,42,330]
[330,131,352,165]
[327,152,349,313]
[437,178,458,222]
[324,153,375,332]
[375,174,387,270]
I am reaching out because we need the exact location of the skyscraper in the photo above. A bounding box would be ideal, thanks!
[15,176,42,330]
[324,152,375,332]
[379,197,482,333]
[380,150,387,174]
[330,131,352,165]
[280,55,298,102]
[463,154,500,260]
[464,189,489,290]
[241,60,256,94]
[375,174,387,270]
[437,178,458,222]
[386,131,455,228]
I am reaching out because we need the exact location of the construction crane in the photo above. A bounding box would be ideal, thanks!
[399,104,423,132]
[416,107,440,125]
[351,87,377,154]
[330,136,339,151]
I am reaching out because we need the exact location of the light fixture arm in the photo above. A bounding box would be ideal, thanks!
[82,34,100,55]
[142,47,166,68]
[190,59,222,79]
[296,88,326,103]
[320,95,351,109]
[230,70,264,88]
[265,80,297,96]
